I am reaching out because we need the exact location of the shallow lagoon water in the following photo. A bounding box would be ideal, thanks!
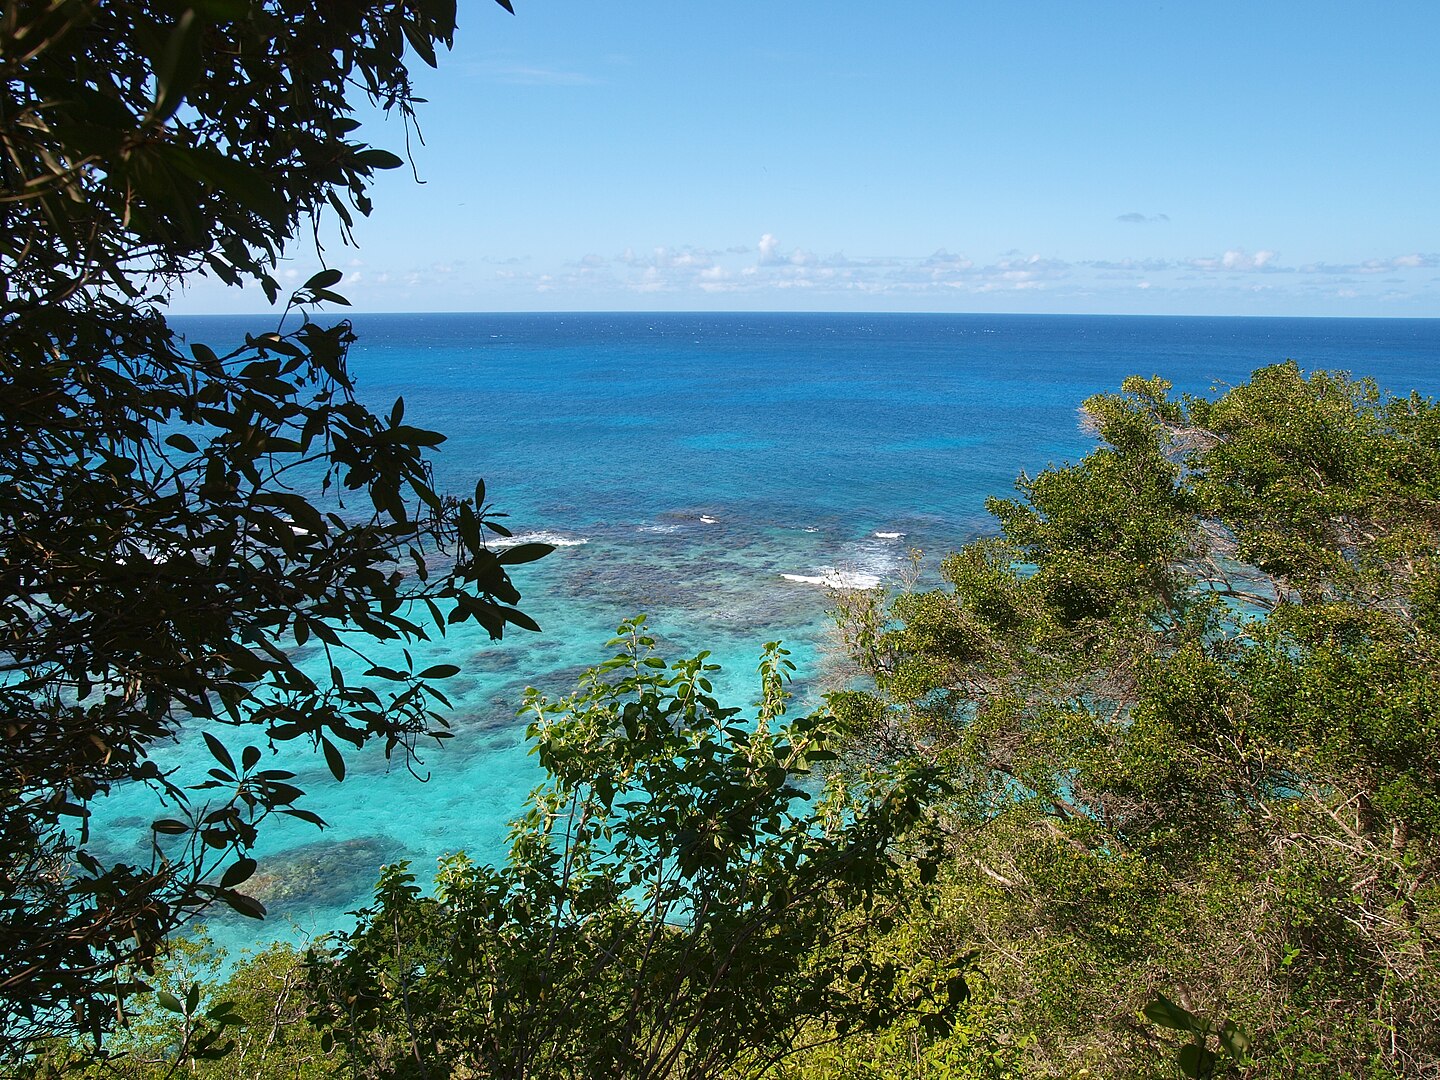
[100,312,1439,952]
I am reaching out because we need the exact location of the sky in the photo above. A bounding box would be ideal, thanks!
[172,1,1440,317]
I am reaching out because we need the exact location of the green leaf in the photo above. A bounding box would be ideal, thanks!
[190,342,221,367]
[156,990,185,1014]
[165,433,198,453]
[283,808,327,828]
[1216,1020,1252,1061]
[1143,993,1199,1033]
[502,607,542,632]
[155,145,288,223]
[1177,1043,1217,1078]
[189,0,251,19]
[400,18,439,67]
[417,663,460,679]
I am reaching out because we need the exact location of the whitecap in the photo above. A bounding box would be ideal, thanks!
[803,526,820,533]
[639,523,681,534]
[490,531,589,549]
[699,515,719,524]
[873,531,905,540]
[781,568,882,590]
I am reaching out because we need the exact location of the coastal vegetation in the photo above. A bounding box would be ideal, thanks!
[20,363,1440,1078]
[806,363,1440,1077]
[0,0,535,1060]
[4,3,1437,1079]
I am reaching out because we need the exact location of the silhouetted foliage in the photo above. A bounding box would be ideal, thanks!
[0,0,530,1060]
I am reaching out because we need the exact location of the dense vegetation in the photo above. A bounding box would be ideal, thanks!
[23,364,1440,1078]
[812,363,1440,1078]
[5,3,1436,1077]
[26,623,965,1078]
[0,0,532,1061]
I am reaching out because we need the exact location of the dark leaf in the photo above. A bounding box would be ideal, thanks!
[495,542,554,566]
[1143,994,1199,1033]
[1178,1043,1217,1079]
[202,731,236,776]
[218,890,266,920]
[352,148,406,170]
[304,268,344,291]
[219,857,257,888]
[322,738,346,782]
[152,10,202,120]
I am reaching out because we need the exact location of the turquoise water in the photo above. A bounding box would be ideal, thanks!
[104,312,1440,951]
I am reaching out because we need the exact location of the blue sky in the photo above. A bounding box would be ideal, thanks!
[174,1,1440,316]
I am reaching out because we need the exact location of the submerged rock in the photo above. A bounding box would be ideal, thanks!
[245,834,404,912]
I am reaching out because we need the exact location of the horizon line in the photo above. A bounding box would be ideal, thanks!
[167,308,1440,321]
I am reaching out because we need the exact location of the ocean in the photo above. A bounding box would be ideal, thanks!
[115,311,1440,952]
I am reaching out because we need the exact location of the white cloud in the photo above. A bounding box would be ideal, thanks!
[1189,248,1281,272]
[1300,253,1439,275]
[474,63,598,86]
[922,249,974,273]
[354,236,1440,314]
[757,233,816,267]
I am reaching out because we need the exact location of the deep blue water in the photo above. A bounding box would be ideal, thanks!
[121,312,1438,951]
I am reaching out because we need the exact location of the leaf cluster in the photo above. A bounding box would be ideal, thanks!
[308,621,963,1079]
[0,0,527,1061]
[830,364,1440,1077]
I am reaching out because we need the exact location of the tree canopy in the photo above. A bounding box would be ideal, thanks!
[827,362,1440,1077]
[307,621,961,1079]
[22,625,963,1079]
[0,0,532,1059]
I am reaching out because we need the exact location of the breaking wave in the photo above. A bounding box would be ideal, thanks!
[781,568,882,590]
[490,531,589,549]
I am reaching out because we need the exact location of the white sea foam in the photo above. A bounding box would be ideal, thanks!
[841,539,906,579]
[639,523,681,534]
[781,568,882,590]
[873,531,905,540]
[490,531,589,549]
[803,526,820,533]
[699,515,719,524]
